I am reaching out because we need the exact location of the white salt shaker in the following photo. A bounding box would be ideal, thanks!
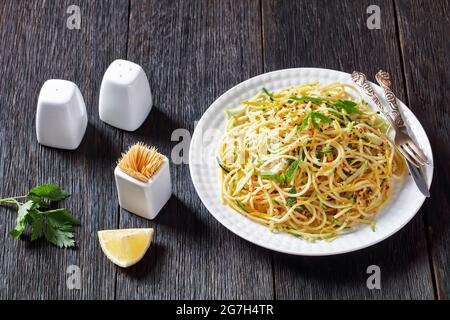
[114,157,172,220]
[36,79,88,150]
[99,59,152,131]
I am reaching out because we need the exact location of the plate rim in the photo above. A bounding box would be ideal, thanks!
[189,67,434,256]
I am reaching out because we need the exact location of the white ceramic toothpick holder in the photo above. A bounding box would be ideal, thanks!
[99,59,152,131]
[36,79,87,150]
[114,157,172,220]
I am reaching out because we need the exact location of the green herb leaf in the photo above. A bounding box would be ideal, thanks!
[262,87,274,101]
[328,109,342,117]
[235,200,248,212]
[226,116,236,130]
[9,200,34,238]
[319,200,326,208]
[30,215,44,241]
[286,187,297,207]
[299,113,311,130]
[286,198,297,207]
[284,160,300,183]
[353,129,369,142]
[44,223,75,248]
[260,172,284,184]
[45,208,80,226]
[0,183,78,248]
[312,111,332,123]
[310,111,332,129]
[370,221,376,232]
[333,100,360,114]
[27,183,70,205]
[329,109,352,123]
[299,112,332,130]
[317,146,331,158]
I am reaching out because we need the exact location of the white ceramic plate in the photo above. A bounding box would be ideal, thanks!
[189,68,433,256]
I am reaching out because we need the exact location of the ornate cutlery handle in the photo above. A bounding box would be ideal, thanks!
[375,70,405,128]
[351,71,395,127]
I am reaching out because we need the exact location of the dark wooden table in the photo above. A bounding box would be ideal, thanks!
[0,0,448,300]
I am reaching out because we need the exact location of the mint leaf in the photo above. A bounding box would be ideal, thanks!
[9,200,34,238]
[28,184,70,205]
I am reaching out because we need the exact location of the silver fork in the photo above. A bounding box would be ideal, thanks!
[351,71,428,167]
[374,70,429,166]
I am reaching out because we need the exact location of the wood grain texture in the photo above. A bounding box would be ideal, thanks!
[0,0,446,300]
[114,0,274,299]
[0,0,128,299]
[262,0,435,299]
[395,0,450,299]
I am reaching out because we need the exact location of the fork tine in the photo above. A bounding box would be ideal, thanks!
[406,140,430,165]
[402,144,426,166]
[402,143,426,166]
[398,145,421,167]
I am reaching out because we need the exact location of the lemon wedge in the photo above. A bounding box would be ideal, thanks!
[98,228,154,267]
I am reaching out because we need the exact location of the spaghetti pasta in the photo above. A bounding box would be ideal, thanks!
[216,82,405,240]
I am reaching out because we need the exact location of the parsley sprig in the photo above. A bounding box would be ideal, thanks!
[0,184,79,248]
[332,100,361,114]
[299,111,332,130]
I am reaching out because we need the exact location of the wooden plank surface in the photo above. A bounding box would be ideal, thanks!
[262,0,435,299]
[0,0,446,300]
[115,0,274,299]
[0,0,128,299]
[395,0,450,299]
